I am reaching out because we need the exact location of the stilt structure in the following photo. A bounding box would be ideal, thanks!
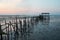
[0,14,50,40]
[41,13,50,20]
[41,13,50,25]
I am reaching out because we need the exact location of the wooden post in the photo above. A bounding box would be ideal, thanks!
[23,17,26,33]
[6,26,7,40]
[5,20,6,25]
[9,21,12,40]
[7,23,9,40]
[0,24,3,40]
[19,19,22,31]
[15,17,19,35]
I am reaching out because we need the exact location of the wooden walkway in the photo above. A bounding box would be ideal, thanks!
[0,13,50,40]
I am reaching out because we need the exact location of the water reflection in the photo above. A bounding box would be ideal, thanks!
[19,16,50,40]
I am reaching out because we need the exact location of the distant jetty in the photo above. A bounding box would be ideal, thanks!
[40,13,50,20]
[35,13,50,21]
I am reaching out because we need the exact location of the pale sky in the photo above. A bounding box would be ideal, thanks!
[0,0,60,15]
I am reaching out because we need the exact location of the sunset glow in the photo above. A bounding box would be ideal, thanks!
[0,0,60,14]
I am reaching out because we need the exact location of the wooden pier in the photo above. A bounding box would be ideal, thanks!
[0,13,50,40]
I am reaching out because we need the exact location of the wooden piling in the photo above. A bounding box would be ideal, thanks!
[19,19,22,32]
[7,23,9,40]
[9,21,12,40]
[0,24,3,40]
[15,17,19,35]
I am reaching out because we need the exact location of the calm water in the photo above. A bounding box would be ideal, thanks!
[32,15,60,40]
[0,15,60,40]
[19,15,60,40]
